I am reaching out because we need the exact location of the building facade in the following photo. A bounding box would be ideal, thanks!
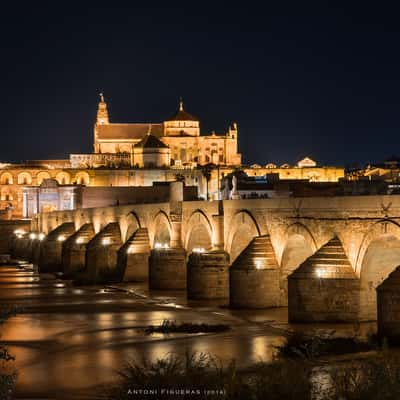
[88,95,241,168]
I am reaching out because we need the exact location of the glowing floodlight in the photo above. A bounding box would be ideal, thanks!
[76,237,84,244]
[38,233,45,241]
[315,268,324,278]
[154,242,163,249]
[102,237,111,246]
[163,243,170,249]
[29,233,36,240]
[192,247,205,253]
[57,235,66,242]
[254,259,263,270]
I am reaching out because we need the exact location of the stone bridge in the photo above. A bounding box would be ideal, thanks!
[12,182,400,325]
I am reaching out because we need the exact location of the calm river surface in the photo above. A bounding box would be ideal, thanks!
[0,263,375,399]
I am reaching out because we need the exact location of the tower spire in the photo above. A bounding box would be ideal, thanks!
[179,97,184,111]
[96,92,109,125]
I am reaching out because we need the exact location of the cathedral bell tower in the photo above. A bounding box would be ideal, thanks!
[96,93,109,125]
[94,93,109,153]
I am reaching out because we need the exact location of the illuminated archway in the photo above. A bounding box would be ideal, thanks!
[17,172,32,185]
[185,210,213,253]
[226,210,261,263]
[152,211,171,248]
[358,220,400,320]
[0,172,13,185]
[279,223,318,306]
[55,172,71,185]
[75,171,90,185]
[36,171,51,185]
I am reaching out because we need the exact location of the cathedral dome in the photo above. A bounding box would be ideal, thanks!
[166,99,198,122]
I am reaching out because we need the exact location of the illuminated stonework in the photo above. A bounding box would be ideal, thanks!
[92,95,241,167]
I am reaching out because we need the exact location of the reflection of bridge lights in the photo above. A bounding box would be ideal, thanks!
[315,268,324,278]
[38,233,45,241]
[254,259,263,270]
[57,235,66,242]
[192,247,205,253]
[102,237,111,246]
[29,233,36,240]
[76,237,84,244]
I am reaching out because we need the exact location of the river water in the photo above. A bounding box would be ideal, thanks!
[0,263,375,399]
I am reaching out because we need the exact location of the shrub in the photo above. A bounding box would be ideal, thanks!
[145,320,230,335]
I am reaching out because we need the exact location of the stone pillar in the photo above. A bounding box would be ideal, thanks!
[85,223,123,284]
[212,214,224,251]
[187,251,230,299]
[230,235,280,308]
[288,237,359,322]
[117,228,150,282]
[377,266,400,342]
[38,223,76,274]
[149,247,187,290]
[169,181,184,248]
[62,223,95,278]
[22,190,28,218]
[31,239,41,266]
[149,181,187,290]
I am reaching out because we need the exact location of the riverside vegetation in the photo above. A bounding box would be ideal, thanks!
[107,328,400,400]
[0,308,17,400]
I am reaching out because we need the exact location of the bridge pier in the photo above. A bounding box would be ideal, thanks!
[117,228,150,282]
[187,251,230,299]
[149,247,187,289]
[38,223,75,273]
[149,181,187,290]
[85,223,123,284]
[12,234,31,261]
[62,223,95,278]
[377,266,400,342]
[230,235,280,308]
[31,237,41,265]
[288,237,359,322]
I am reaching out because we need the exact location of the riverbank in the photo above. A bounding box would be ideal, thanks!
[0,263,379,399]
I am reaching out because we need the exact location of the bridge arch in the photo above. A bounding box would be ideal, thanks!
[184,210,213,253]
[278,222,319,306]
[121,211,142,242]
[226,210,261,262]
[151,211,172,248]
[356,219,400,321]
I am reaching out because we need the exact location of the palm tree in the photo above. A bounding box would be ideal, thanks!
[201,163,214,200]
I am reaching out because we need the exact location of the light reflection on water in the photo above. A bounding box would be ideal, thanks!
[0,265,374,398]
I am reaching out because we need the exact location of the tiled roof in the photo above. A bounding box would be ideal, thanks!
[96,123,163,140]
[134,134,169,149]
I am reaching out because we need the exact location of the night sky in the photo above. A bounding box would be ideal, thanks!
[2,3,400,167]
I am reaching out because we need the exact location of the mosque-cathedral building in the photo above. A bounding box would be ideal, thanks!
[0,95,345,219]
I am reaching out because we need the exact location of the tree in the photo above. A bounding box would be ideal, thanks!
[200,164,214,201]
